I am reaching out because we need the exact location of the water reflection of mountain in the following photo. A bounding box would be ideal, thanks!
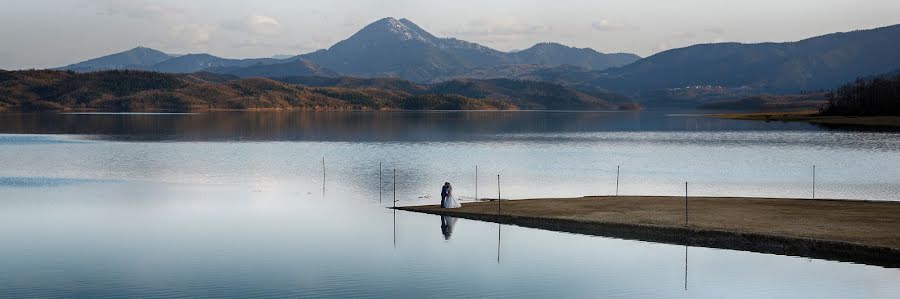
[0,111,812,142]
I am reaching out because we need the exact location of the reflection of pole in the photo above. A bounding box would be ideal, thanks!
[475,165,478,201]
[393,169,397,208]
[812,165,816,200]
[616,165,620,196]
[379,162,383,203]
[684,182,689,227]
[393,209,396,249]
[497,223,502,263]
[684,245,688,291]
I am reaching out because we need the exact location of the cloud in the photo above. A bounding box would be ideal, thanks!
[87,0,214,51]
[704,27,726,35]
[223,14,283,35]
[440,17,552,46]
[91,0,184,21]
[591,19,638,32]
[169,24,215,48]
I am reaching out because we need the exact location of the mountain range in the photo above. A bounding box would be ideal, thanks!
[295,18,640,81]
[57,17,640,81]
[52,18,900,106]
[508,24,900,93]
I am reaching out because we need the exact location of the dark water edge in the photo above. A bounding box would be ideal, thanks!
[399,207,900,268]
[0,110,820,142]
[811,122,900,132]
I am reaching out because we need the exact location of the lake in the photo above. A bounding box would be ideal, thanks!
[1,111,898,298]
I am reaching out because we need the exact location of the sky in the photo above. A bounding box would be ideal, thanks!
[1,0,898,69]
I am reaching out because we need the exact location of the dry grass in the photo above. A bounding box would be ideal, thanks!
[404,196,900,249]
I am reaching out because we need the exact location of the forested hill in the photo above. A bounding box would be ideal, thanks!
[0,70,635,112]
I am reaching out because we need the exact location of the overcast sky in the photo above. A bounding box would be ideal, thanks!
[1,0,898,69]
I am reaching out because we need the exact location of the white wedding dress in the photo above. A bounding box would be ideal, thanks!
[442,193,461,208]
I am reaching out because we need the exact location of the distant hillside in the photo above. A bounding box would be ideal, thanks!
[590,24,900,92]
[147,54,284,73]
[511,43,640,71]
[0,70,635,112]
[58,47,173,72]
[277,76,634,110]
[429,79,622,110]
[216,60,340,78]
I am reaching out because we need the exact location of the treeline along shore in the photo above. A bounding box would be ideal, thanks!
[0,70,638,112]
[399,196,900,268]
[710,71,900,127]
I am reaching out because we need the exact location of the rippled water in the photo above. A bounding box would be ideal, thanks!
[0,111,898,298]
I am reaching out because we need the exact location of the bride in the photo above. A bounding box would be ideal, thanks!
[441,182,461,208]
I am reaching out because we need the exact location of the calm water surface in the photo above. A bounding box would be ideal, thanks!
[0,111,898,298]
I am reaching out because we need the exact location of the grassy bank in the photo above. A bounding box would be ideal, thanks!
[398,196,900,268]
[709,111,900,127]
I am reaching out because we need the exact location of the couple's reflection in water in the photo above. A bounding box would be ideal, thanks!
[440,215,458,240]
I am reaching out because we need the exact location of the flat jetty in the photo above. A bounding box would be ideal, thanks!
[398,196,900,267]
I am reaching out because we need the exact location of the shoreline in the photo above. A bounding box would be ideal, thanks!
[397,196,900,268]
[0,108,646,114]
[708,111,900,127]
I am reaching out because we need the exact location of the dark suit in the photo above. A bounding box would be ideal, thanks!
[441,185,450,205]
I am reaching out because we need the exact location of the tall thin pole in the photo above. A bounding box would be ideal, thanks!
[322,157,326,196]
[379,162,383,203]
[616,165,620,196]
[393,169,397,208]
[684,182,689,227]
[497,174,501,215]
[475,165,478,201]
[812,165,816,200]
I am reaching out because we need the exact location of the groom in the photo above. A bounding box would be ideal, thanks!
[440,182,451,207]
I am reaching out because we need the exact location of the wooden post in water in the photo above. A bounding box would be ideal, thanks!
[497,174,501,215]
[393,169,397,208]
[475,165,478,201]
[379,162,383,203]
[684,182,689,227]
[616,165,620,196]
[812,165,816,200]
[322,157,326,196]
